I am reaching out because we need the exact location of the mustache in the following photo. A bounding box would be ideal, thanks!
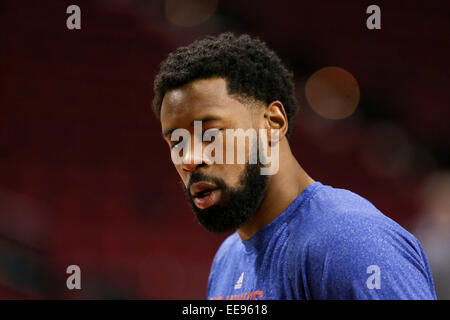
[186,171,228,193]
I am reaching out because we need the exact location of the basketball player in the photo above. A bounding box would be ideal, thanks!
[152,33,436,300]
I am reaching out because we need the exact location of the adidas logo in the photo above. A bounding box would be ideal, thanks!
[234,272,244,290]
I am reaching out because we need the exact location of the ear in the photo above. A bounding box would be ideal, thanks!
[264,101,288,143]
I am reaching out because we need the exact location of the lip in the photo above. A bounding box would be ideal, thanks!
[190,181,221,209]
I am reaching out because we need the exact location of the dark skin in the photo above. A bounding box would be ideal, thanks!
[160,77,315,241]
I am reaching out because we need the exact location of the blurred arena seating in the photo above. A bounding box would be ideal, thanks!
[0,0,448,298]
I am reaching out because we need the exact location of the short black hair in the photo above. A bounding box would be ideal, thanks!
[152,32,298,136]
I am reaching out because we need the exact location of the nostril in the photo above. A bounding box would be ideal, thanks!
[181,161,207,173]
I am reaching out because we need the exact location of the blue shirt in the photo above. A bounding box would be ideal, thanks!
[207,182,437,300]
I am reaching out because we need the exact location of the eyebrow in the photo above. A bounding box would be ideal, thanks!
[162,115,222,138]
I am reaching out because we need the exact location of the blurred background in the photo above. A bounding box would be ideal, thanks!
[0,0,449,299]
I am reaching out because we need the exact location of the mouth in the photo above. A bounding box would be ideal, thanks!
[190,181,222,210]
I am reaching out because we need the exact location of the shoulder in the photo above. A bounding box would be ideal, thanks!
[290,183,413,245]
[287,183,436,299]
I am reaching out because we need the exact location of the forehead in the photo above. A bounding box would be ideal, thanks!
[160,78,250,130]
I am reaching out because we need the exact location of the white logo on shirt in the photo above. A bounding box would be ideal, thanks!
[234,272,244,290]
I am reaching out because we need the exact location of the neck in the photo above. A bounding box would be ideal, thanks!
[237,139,314,241]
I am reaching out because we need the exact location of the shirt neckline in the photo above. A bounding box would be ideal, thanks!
[240,181,323,254]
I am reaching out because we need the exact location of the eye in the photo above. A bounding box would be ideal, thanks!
[203,128,223,140]
[171,141,184,151]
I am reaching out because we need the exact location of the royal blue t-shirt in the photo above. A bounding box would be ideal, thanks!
[207,182,436,300]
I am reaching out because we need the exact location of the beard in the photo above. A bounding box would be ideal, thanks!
[182,162,269,233]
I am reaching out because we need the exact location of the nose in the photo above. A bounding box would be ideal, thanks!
[181,157,207,172]
[180,144,211,173]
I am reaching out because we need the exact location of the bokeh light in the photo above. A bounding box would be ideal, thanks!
[165,0,218,27]
[305,66,360,120]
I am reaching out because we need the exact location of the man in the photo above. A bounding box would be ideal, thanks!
[152,33,436,299]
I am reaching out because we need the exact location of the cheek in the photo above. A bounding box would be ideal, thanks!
[221,130,258,165]
[214,163,247,188]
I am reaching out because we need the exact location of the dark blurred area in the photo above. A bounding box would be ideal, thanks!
[0,0,449,299]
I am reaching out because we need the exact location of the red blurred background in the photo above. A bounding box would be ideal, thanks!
[0,0,449,299]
